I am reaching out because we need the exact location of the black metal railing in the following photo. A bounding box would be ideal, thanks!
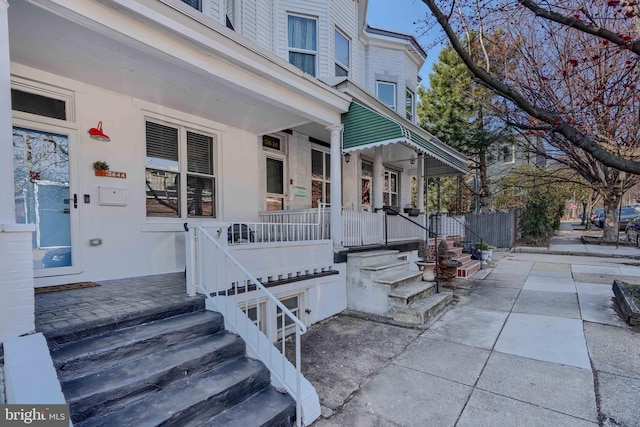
[379,206,442,293]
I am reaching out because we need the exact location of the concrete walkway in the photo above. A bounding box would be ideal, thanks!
[307,222,640,427]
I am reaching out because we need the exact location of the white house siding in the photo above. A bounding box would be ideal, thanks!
[240,0,258,42]
[255,0,274,50]
[11,64,265,287]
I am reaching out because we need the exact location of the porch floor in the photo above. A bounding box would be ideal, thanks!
[35,273,202,340]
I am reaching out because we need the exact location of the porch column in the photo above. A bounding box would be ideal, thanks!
[416,153,425,234]
[328,124,343,248]
[0,0,13,224]
[0,0,36,343]
[373,146,383,210]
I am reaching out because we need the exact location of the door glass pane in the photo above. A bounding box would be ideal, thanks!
[361,178,371,208]
[312,180,323,208]
[13,127,71,269]
[266,158,284,194]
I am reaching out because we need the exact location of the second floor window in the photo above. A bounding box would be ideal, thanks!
[181,0,200,11]
[377,81,396,109]
[406,89,415,122]
[335,29,350,77]
[288,15,317,76]
[502,144,515,163]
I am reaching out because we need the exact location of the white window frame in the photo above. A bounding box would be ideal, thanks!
[287,14,318,76]
[383,169,399,207]
[311,147,330,208]
[263,135,287,211]
[376,81,396,109]
[502,144,515,164]
[334,28,350,77]
[405,89,415,122]
[145,119,217,219]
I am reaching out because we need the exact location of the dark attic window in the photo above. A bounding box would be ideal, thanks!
[11,89,66,120]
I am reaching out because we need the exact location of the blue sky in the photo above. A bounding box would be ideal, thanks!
[366,0,442,87]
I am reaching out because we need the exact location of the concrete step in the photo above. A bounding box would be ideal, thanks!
[392,292,454,324]
[389,281,437,306]
[374,270,424,289]
[191,386,296,427]
[63,332,246,423]
[51,311,224,382]
[347,250,400,267]
[75,357,273,427]
[360,260,411,279]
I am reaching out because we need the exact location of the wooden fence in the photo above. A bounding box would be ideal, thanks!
[464,207,521,248]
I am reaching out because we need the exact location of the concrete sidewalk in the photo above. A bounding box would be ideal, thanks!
[305,223,640,426]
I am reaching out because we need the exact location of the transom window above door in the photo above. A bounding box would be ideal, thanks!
[288,14,317,76]
[145,121,216,218]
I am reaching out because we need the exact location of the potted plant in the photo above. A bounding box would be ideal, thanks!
[93,160,110,176]
[474,242,490,265]
[415,240,436,281]
[403,204,420,217]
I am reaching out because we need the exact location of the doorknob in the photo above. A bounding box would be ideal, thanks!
[74,193,78,209]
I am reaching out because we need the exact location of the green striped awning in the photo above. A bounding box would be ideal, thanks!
[342,102,467,175]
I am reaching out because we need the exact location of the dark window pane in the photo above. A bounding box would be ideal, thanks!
[181,0,200,10]
[289,52,316,75]
[145,169,180,217]
[266,196,284,211]
[311,150,323,177]
[11,89,66,120]
[288,16,316,50]
[335,64,348,76]
[325,153,331,178]
[187,175,214,217]
[187,131,213,175]
[312,180,323,208]
[266,158,283,194]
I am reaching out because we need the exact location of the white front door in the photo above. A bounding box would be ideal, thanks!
[13,125,80,277]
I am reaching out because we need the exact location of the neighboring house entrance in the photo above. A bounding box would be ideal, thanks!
[13,126,78,275]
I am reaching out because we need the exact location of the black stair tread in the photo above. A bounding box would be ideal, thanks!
[63,332,245,417]
[52,311,223,376]
[76,357,270,427]
[193,386,296,427]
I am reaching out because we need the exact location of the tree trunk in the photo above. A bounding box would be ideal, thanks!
[602,194,622,241]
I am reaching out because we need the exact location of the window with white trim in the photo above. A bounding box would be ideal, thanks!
[145,121,216,217]
[277,295,301,337]
[383,169,399,207]
[181,0,200,11]
[502,144,515,164]
[288,14,317,76]
[311,148,330,208]
[335,29,350,77]
[406,89,415,122]
[377,81,396,109]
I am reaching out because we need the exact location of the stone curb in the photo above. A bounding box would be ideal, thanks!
[512,246,640,260]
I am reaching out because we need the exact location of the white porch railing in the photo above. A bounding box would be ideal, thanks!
[186,224,321,426]
[258,204,330,241]
[342,211,426,247]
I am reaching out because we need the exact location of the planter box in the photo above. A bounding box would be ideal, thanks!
[404,208,420,217]
[612,280,640,326]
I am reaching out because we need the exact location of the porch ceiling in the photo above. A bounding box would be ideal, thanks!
[8,0,348,135]
[342,102,468,177]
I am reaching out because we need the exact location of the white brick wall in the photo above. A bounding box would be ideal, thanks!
[0,230,35,343]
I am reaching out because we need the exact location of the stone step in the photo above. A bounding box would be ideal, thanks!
[63,332,246,423]
[75,357,274,427]
[44,297,206,346]
[374,270,424,289]
[389,281,437,306]
[360,260,411,279]
[452,253,472,264]
[51,311,224,382]
[191,386,296,427]
[347,250,400,267]
[392,292,454,324]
